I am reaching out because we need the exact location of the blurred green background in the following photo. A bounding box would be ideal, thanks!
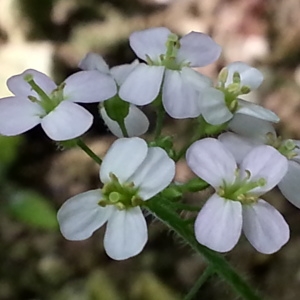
[1,0,300,299]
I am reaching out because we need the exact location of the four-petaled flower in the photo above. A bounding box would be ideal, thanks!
[200,62,279,125]
[0,69,117,141]
[57,137,175,260]
[186,138,289,254]
[219,114,300,209]
[119,27,221,118]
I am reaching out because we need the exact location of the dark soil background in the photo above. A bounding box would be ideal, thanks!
[1,0,300,299]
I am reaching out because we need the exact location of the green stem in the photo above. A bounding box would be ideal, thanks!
[184,266,215,300]
[118,119,129,137]
[76,139,102,165]
[145,197,262,300]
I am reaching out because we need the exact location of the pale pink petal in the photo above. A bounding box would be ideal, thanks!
[119,64,164,105]
[100,137,148,184]
[219,132,261,164]
[7,69,56,97]
[104,206,147,260]
[229,113,276,142]
[128,147,175,200]
[162,69,202,118]
[57,189,113,240]
[240,145,288,194]
[78,52,110,74]
[100,104,149,137]
[177,32,222,67]
[123,105,149,137]
[200,87,233,125]
[0,96,43,135]
[236,99,279,123]
[242,199,289,254]
[110,60,139,86]
[129,27,171,61]
[186,138,236,188]
[41,101,93,141]
[225,62,263,89]
[64,70,117,103]
[195,194,242,252]
[278,161,300,208]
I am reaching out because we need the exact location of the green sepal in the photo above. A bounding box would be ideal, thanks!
[198,116,229,136]
[103,95,130,122]
[149,136,176,159]
[57,138,80,149]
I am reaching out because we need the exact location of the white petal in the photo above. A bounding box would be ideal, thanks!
[229,113,276,142]
[64,70,117,103]
[7,69,57,97]
[236,99,280,123]
[78,52,110,74]
[0,96,43,135]
[225,62,263,89]
[242,199,289,254]
[104,206,147,260]
[100,104,149,137]
[177,32,222,67]
[278,160,300,208]
[41,101,93,141]
[57,189,113,240]
[219,132,261,164]
[128,147,175,200]
[200,87,233,125]
[181,67,212,90]
[100,107,123,137]
[124,105,149,137]
[129,27,171,61]
[186,138,237,188]
[162,69,202,118]
[194,194,242,252]
[100,137,148,183]
[119,64,164,105]
[110,60,139,86]
[240,145,288,194]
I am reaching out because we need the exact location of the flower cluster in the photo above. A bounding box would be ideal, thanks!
[0,26,298,260]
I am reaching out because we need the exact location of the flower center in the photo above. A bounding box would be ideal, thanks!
[217,169,266,205]
[24,74,65,116]
[98,173,143,210]
[217,68,251,113]
[145,33,190,71]
[265,133,298,159]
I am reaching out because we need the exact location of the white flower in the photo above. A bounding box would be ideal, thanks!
[200,62,279,125]
[0,69,117,141]
[57,137,175,260]
[79,53,149,137]
[119,27,221,119]
[220,115,300,209]
[186,138,289,254]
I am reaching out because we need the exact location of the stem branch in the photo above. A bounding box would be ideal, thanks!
[77,139,102,165]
